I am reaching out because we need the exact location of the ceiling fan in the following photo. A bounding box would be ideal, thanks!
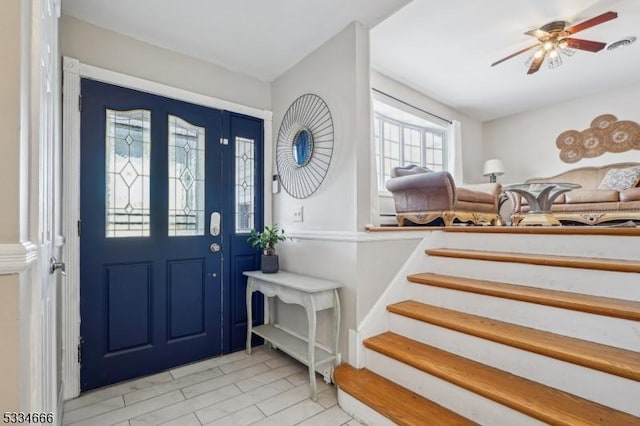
[491,11,618,75]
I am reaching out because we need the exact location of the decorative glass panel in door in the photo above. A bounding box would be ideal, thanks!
[235,136,255,233]
[168,115,205,236]
[105,109,151,237]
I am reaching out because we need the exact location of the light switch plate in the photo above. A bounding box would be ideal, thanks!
[293,205,303,222]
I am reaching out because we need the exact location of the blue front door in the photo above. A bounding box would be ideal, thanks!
[80,79,264,391]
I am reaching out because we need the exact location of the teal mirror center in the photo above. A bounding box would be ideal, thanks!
[292,129,314,167]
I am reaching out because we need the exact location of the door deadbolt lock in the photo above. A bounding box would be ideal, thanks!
[210,243,221,253]
[210,212,221,236]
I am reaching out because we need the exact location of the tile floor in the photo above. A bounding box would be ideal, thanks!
[62,346,360,426]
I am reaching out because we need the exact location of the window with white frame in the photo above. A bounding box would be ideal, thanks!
[373,99,448,191]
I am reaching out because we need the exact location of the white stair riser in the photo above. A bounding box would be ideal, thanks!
[424,257,640,301]
[442,233,640,261]
[337,390,396,426]
[405,284,640,351]
[365,349,545,426]
[389,314,640,416]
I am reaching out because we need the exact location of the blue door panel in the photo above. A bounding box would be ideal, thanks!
[80,79,263,391]
[106,262,152,352]
[167,259,206,340]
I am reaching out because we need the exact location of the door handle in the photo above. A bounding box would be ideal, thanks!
[210,212,221,236]
[210,243,221,253]
[50,257,66,276]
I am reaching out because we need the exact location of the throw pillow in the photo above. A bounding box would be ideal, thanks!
[598,166,640,191]
[391,164,433,178]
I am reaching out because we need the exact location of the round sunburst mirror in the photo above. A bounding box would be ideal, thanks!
[276,94,334,199]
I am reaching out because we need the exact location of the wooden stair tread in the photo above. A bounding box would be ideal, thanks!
[387,300,640,381]
[407,272,640,321]
[364,332,640,425]
[334,364,476,426]
[425,248,640,273]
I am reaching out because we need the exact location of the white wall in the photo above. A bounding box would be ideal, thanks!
[60,15,271,112]
[271,22,372,232]
[483,82,640,183]
[0,0,26,411]
[0,276,20,410]
[269,22,371,360]
[1,0,22,243]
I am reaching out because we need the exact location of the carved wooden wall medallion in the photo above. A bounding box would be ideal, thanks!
[556,114,640,163]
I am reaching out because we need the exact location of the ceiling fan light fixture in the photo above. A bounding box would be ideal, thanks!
[548,51,562,68]
[491,11,618,75]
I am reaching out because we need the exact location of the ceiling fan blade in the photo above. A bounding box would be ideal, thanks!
[564,38,607,52]
[524,29,549,39]
[491,43,540,67]
[565,11,617,35]
[527,51,547,74]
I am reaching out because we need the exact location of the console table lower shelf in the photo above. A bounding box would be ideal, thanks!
[251,324,338,376]
[244,270,342,401]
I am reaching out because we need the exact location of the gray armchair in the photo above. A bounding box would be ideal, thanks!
[385,165,502,226]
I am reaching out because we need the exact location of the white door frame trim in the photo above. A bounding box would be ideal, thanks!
[61,56,273,399]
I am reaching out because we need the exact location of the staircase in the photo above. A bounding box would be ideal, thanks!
[335,228,640,425]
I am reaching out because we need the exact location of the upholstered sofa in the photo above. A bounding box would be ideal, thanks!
[510,162,640,225]
[385,165,502,226]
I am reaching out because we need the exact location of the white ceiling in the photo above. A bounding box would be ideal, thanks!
[61,0,409,82]
[371,0,640,121]
[62,0,640,122]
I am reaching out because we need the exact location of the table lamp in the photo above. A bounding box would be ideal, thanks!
[483,159,504,183]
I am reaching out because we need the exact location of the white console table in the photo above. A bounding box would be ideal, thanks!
[243,270,342,401]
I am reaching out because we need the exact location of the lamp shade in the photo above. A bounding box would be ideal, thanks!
[483,158,504,176]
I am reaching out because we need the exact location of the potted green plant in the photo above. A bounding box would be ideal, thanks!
[247,225,287,273]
